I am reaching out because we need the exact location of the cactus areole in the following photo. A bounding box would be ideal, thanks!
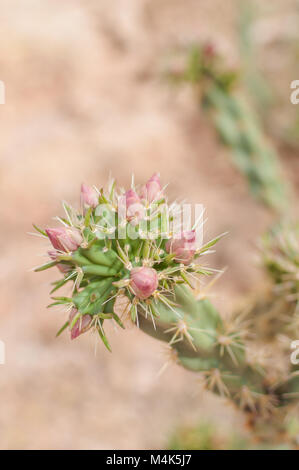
[34,175,298,420]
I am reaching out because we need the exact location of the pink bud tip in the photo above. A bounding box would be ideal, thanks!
[130,266,158,300]
[125,189,140,207]
[69,308,92,340]
[165,230,196,265]
[81,183,98,208]
[203,42,216,59]
[48,250,70,273]
[125,189,145,225]
[46,227,83,252]
[140,173,163,203]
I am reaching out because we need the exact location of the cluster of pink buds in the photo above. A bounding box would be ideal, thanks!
[34,173,216,348]
[125,173,163,225]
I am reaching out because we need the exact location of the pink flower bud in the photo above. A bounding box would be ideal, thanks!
[125,189,145,225]
[165,230,196,265]
[81,183,98,208]
[125,189,140,207]
[69,308,92,340]
[203,42,216,59]
[46,227,83,252]
[130,266,158,299]
[48,250,70,273]
[140,173,163,203]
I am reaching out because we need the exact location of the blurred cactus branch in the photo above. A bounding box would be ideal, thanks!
[244,222,299,343]
[167,43,289,212]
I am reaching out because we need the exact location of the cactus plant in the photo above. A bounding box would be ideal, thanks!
[167,44,288,212]
[34,175,298,445]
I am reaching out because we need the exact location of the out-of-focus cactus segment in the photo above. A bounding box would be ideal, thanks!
[167,44,289,212]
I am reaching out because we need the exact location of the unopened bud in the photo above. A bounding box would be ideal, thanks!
[46,227,83,252]
[130,266,158,299]
[140,173,163,203]
[125,189,145,225]
[81,183,98,208]
[69,308,92,340]
[165,230,196,265]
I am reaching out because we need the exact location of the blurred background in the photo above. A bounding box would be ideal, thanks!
[0,0,298,449]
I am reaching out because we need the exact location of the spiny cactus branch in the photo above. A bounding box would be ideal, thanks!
[33,175,298,424]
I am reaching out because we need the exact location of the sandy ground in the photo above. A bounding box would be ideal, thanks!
[0,0,298,449]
